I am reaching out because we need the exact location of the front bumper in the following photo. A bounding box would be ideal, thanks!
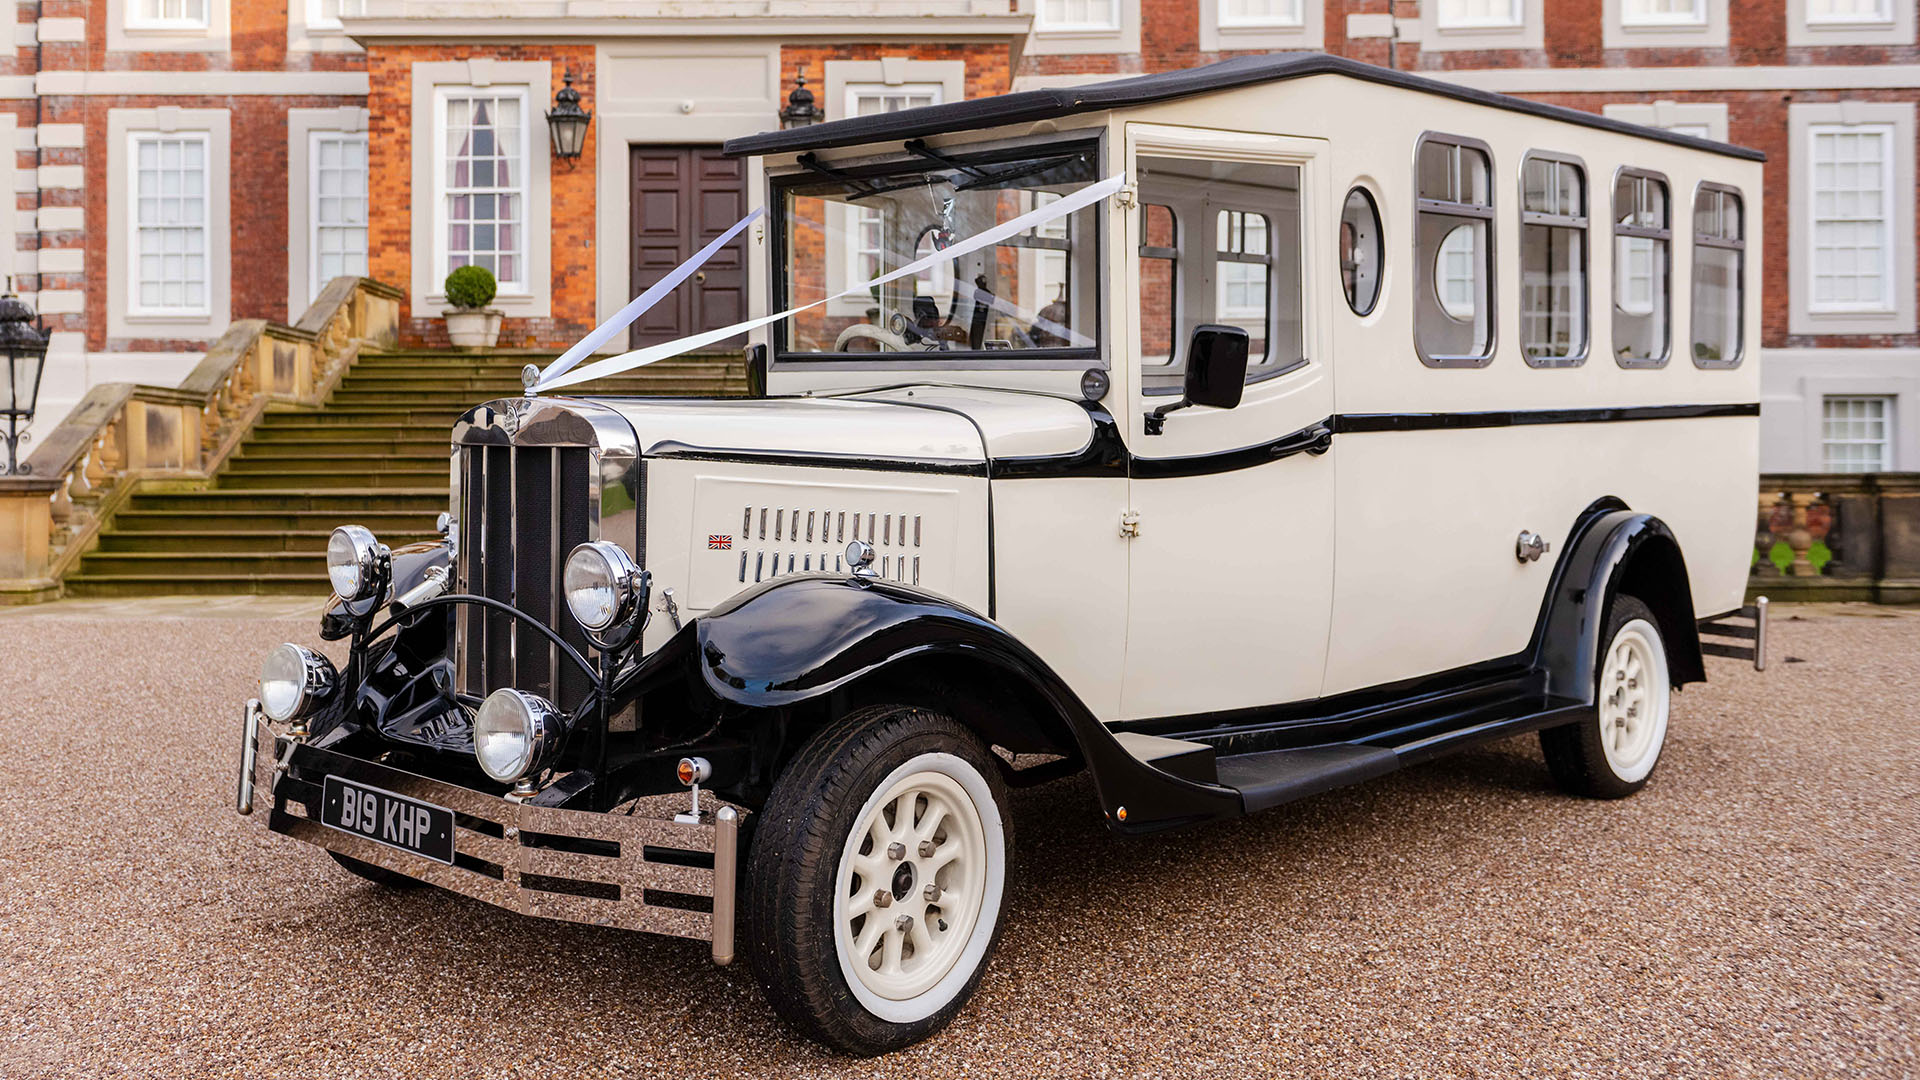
[235,701,741,963]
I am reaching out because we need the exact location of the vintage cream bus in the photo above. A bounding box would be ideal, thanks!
[233,55,1767,1054]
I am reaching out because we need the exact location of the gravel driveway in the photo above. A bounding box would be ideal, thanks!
[1,600,1914,1079]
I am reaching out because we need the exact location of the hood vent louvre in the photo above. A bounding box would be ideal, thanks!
[737,503,921,586]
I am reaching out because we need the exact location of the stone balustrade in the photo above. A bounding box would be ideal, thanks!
[1752,473,1920,604]
[0,277,401,603]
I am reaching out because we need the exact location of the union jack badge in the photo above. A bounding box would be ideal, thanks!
[708,535,732,550]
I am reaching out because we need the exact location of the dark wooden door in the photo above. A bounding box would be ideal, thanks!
[630,146,748,348]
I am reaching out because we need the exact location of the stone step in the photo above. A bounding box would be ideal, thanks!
[77,550,328,578]
[128,489,446,513]
[110,508,437,532]
[64,573,330,598]
[97,529,439,553]
[226,451,448,471]
[216,469,446,490]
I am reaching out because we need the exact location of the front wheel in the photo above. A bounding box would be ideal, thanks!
[1541,594,1673,798]
[745,706,1010,1055]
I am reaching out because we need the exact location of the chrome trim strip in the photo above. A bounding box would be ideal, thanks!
[236,698,261,815]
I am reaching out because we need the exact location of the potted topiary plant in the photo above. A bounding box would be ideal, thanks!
[443,264,502,349]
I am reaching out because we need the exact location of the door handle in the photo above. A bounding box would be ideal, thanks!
[1305,422,1333,455]
[694,271,707,284]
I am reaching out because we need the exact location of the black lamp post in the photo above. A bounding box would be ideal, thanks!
[0,288,48,476]
[779,66,819,129]
[545,70,591,164]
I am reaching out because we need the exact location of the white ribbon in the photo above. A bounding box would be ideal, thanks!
[536,172,1127,392]
[537,206,765,387]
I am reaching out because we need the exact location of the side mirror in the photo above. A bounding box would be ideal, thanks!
[743,342,768,398]
[1146,324,1249,434]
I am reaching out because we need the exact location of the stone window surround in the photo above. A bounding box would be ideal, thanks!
[287,106,369,321]
[1786,0,1916,48]
[408,59,554,321]
[822,59,967,318]
[1602,0,1729,49]
[591,41,780,339]
[1199,0,1324,52]
[1788,101,1916,337]
[108,0,229,54]
[1020,0,1140,56]
[1417,0,1543,52]
[1601,101,1730,143]
[106,107,231,342]
[289,0,365,55]
[1804,378,1912,471]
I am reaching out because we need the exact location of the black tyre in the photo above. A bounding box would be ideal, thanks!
[1541,594,1673,798]
[745,706,1011,1056]
[328,851,428,890]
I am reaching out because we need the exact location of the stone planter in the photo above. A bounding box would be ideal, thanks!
[443,308,503,349]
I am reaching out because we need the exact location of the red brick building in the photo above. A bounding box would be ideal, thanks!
[25,1,1917,473]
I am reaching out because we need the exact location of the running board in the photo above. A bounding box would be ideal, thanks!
[1698,598,1768,671]
[1207,694,1589,814]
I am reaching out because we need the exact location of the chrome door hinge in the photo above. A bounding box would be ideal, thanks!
[1119,509,1141,539]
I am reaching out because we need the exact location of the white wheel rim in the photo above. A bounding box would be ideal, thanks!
[1598,618,1670,782]
[831,752,1004,1024]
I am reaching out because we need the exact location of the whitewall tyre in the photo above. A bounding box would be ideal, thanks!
[745,706,1010,1055]
[1541,594,1673,799]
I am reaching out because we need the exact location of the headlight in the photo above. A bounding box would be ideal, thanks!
[563,541,645,635]
[259,643,338,723]
[473,688,565,784]
[327,525,388,602]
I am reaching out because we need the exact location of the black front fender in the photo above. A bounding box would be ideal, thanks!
[684,574,1243,834]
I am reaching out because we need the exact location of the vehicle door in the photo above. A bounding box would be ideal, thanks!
[1119,125,1337,721]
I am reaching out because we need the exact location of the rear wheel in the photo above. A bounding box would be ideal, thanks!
[1541,594,1673,798]
[745,706,1010,1055]
[328,851,427,890]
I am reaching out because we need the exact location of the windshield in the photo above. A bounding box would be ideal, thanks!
[778,142,1101,361]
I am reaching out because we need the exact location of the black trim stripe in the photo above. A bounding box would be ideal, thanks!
[1333,401,1759,434]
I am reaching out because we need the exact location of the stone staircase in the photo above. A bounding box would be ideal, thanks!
[64,350,745,597]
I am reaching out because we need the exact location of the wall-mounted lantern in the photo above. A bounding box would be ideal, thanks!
[546,70,592,164]
[779,66,819,129]
[0,287,48,475]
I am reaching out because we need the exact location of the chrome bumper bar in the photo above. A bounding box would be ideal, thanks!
[235,704,742,964]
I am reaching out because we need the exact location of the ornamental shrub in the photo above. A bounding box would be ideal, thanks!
[444,264,497,310]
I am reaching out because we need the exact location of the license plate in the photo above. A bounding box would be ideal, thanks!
[320,775,456,865]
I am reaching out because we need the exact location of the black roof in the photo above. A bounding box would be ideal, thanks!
[725,53,1764,162]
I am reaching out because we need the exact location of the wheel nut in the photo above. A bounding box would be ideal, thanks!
[918,840,936,858]
[886,842,905,861]
[895,914,912,931]
[873,889,891,908]
[923,883,941,902]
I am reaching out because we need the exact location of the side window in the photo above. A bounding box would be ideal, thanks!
[1136,155,1305,393]
[1139,203,1178,365]
[1415,134,1495,366]
[1612,168,1671,367]
[1691,183,1744,368]
[1339,187,1383,316]
[1519,152,1588,366]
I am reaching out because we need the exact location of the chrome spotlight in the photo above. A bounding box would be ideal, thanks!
[326,525,390,603]
[258,642,339,724]
[563,540,650,646]
[473,688,568,785]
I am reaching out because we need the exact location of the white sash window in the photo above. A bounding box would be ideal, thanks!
[311,133,369,297]
[130,133,210,315]
[439,90,527,288]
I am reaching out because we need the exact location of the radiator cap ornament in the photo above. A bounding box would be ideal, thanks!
[522,363,541,396]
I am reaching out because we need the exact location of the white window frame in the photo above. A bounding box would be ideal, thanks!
[1217,0,1303,28]
[1419,0,1542,52]
[1620,0,1705,27]
[432,86,531,294]
[303,0,363,31]
[287,107,369,320]
[1436,0,1523,30]
[1024,0,1140,56]
[1037,0,1121,32]
[309,131,369,304]
[1788,0,1910,46]
[1201,0,1322,49]
[126,0,209,30]
[1807,122,1896,317]
[1603,0,1727,47]
[109,0,227,51]
[1821,395,1894,473]
[1789,102,1916,337]
[125,131,213,318]
[107,107,231,341]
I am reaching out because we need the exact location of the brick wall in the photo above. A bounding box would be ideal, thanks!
[366,44,595,349]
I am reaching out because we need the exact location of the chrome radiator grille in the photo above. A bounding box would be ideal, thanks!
[454,443,597,709]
